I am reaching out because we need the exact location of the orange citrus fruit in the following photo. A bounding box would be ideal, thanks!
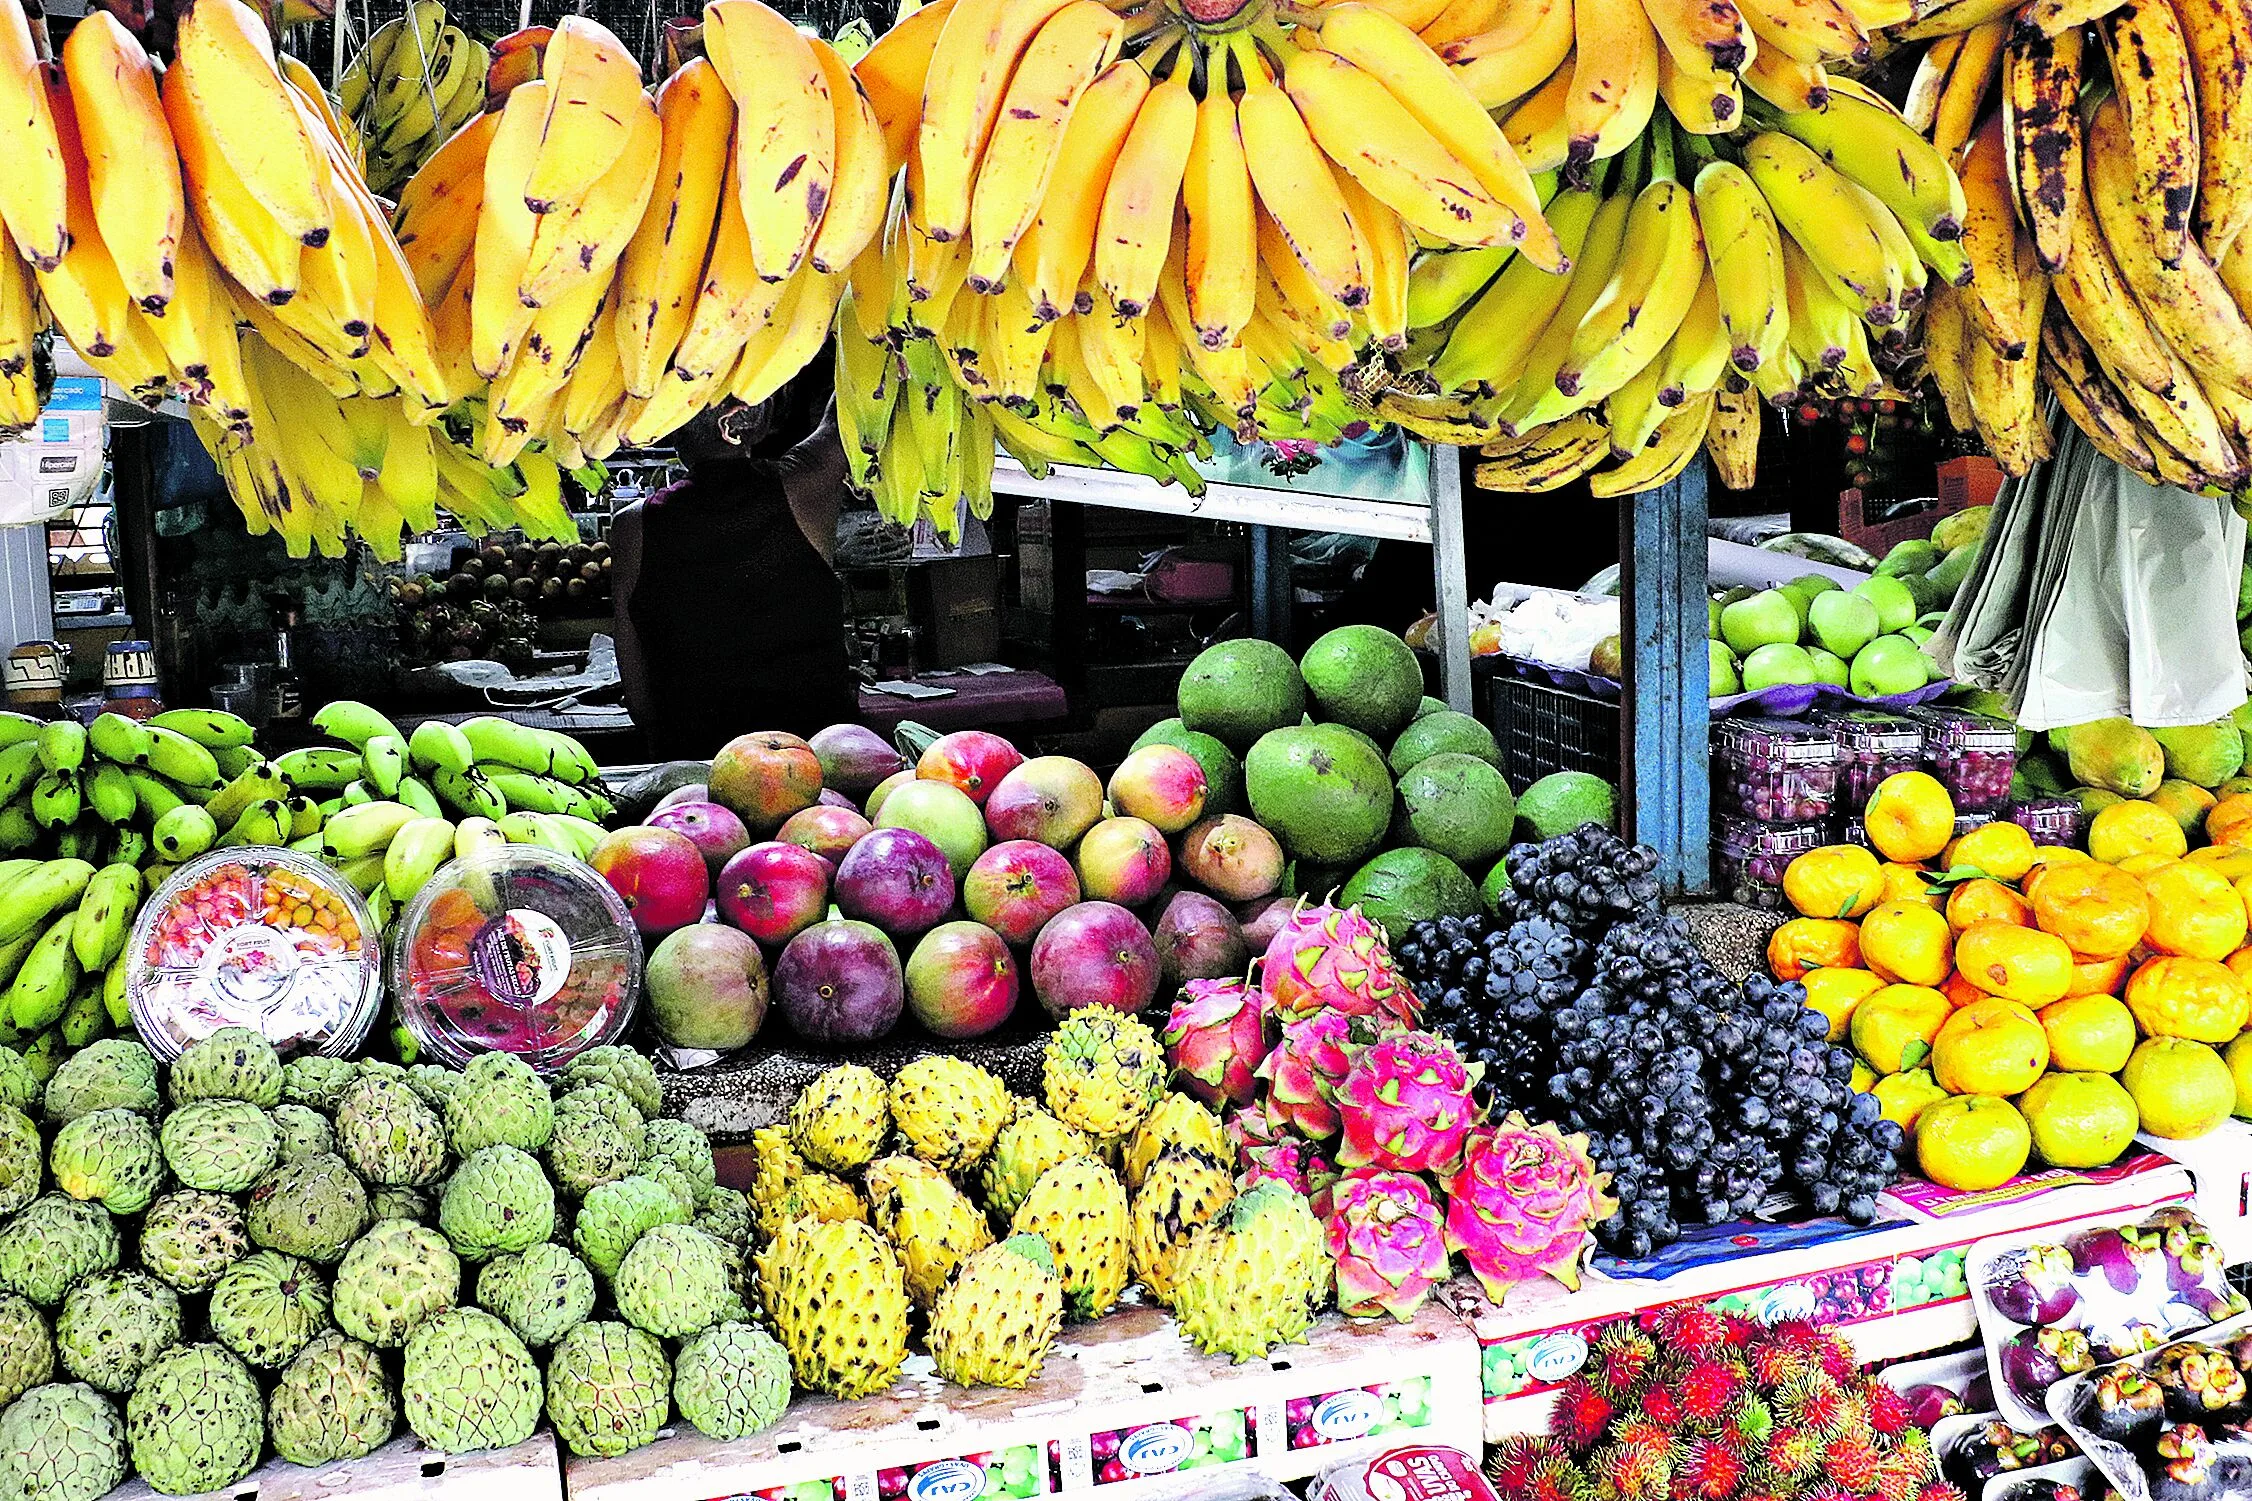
[2120,1037,2237,1138]
[1872,1068,1950,1129]
[2122,955,2252,1043]
[1860,900,1954,987]
[2038,994,2138,1072]
[2089,800,2191,863]
[2141,861,2250,960]
[2064,951,2132,998]
[2019,1073,2140,1168]
[1954,922,2074,1005]
[1802,967,1885,1043]
[1915,1095,2033,1191]
[1933,998,2050,1094]
[1880,862,1946,910]
[1767,918,1863,981]
[2028,860,2152,959]
[1947,821,2038,883]
[1849,984,1953,1073]
[1865,771,1956,863]
[1783,845,1885,920]
[1947,878,2034,932]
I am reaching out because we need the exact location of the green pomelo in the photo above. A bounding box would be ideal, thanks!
[1299,626,1424,741]
[1244,725,1394,866]
[1516,771,1617,841]
[1388,711,1501,775]
[1342,848,1479,933]
[1177,639,1306,751]
[1395,753,1515,868]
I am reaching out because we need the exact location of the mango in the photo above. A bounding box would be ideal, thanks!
[1877,540,1942,577]
[2152,722,2245,789]
[2061,718,2165,798]
[1931,506,1993,553]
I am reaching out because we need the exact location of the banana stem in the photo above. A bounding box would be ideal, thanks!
[1651,116,1677,185]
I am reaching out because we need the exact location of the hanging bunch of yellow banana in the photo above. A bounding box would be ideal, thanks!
[336,0,489,196]
[1902,0,2252,492]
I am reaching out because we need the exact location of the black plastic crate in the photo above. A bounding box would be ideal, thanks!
[1489,674,1622,790]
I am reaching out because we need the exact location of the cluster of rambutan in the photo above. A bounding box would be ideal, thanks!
[1489,1304,1968,1501]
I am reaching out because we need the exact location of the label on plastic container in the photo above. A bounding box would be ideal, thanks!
[1117,1425,1193,1475]
[1313,1446,1498,1501]
[470,909,572,1006]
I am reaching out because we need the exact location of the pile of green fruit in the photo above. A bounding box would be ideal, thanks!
[0,1035,795,1498]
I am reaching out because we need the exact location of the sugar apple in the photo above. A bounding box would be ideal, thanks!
[0,1109,40,1219]
[159,1098,279,1193]
[573,1175,687,1282]
[439,1145,556,1261]
[407,1064,457,1113]
[247,1151,371,1264]
[641,1117,715,1203]
[136,1191,247,1293]
[929,1234,1064,1389]
[0,1296,50,1409]
[53,1272,180,1394]
[0,1050,37,1115]
[756,1219,910,1400]
[332,1217,459,1349]
[1043,1007,1166,1138]
[889,1057,1011,1171]
[694,1186,753,1247]
[209,1250,331,1369]
[402,1307,541,1454]
[370,1186,430,1222]
[543,1321,669,1459]
[474,1242,594,1348]
[1170,1180,1332,1361]
[1010,1156,1129,1319]
[615,1223,732,1339]
[166,1027,283,1108]
[269,1102,335,1161]
[642,1160,699,1215]
[126,1343,263,1494]
[979,1102,1092,1224]
[673,1323,791,1440]
[788,1065,890,1173]
[0,1195,119,1306]
[545,1087,645,1197]
[334,1074,447,1188]
[446,1053,552,1156]
[268,1332,395,1468]
[49,1109,162,1215]
[41,1040,157,1124]
[281,1056,357,1111]
[558,1047,662,1119]
[0,1382,125,1501]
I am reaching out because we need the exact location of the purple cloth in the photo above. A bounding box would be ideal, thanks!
[857,672,1069,733]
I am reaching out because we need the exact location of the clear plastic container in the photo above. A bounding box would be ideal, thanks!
[1828,711,1925,812]
[1912,708,2021,813]
[392,846,642,1072]
[2006,797,2085,848]
[1713,816,1831,907]
[126,849,382,1062]
[1712,717,1842,823]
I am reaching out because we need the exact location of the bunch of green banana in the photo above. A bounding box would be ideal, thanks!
[337,0,491,198]
[306,701,615,825]
[0,854,147,1081]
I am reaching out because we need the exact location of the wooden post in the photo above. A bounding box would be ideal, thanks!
[1619,459,1711,896]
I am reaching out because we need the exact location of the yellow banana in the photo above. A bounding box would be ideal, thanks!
[60,13,182,316]
[1705,381,1760,488]
[1015,58,1147,322]
[523,16,645,215]
[1952,111,2026,357]
[1742,132,1900,326]
[149,216,253,431]
[1591,390,1713,497]
[33,71,136,365]
[2001,28,2083,274]
[1643,0,1753,76]
[1652,271,1729,405]
[964,2,1123,294]
[615,58,734,398]
[672,155,791,385]
[807,37,889,277]
[173,0,331,249]
[1430,183,1600,393]
[2170,0,2252,261]
[1735,0,1866,65]
[1181,62,1256,352]
[855,0,956,167]
[0,0,67,271]
[490,281,611,462]
[1554,171,1704,406]
[1405,245,1510,329]
[0,252,42,430]
[1335,166,1410,351]
[2096,1,2199,265]
[163,60,301,307]
[1435,0,1574,112]
[914,0,1080,243]
[392,111,498,306]
[1770,84,1968,246]
[520,94,661,309]
[471,78,547,380]
[2039,302,2163,478]
[1693,160,1785,374]
[1284,46,1514,247]
[1564,0,1659,171]
[1473,411,1608,490]
[1781,233,1857,370]
[1500,55,1570,174]
[1656,48,1742,136]
[1094,47,1197,319]
[731,268,846,406]
[1497,186,1632,430]
[1740,47,1828,112]
[706,0,835,282]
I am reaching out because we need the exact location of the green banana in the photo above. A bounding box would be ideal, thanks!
[342,781,374,807]
[0,743,39,806]
[460,716,555,775]
[453,817,507,859]
[286,797,324,840]
[276,747,366,791]
[289,832,325,854]
[0,928,40,992]
[498,811,576,854]
[333,854,386,896]
[0,861,40,896]
[529,728,600,784]
[84,763,135,826]
[215,800,288,849]
[71,864,139,971]
[211,743,260,781]
[59,984,105,1047]
[151,805,219,862]
[206,763,290,829]
[0,861,95,944]
[35,719,83,775]
[142,862,175,888]
[544,814,608,860]
[20,1029,58,1082]
[408,719,473,776]
[54,825,102,863]
[0,714,41,749]
[485,771,576,815]
[30,771,79,830]
[86,712,151,767]
[366,884,396,933]
[125,770,187,824]
[384,817,457,901]
[144,726,221,789]
[147,708,256,748]
[7,912,79,1031]
[102,952,128,1028]
[111,829,147,868]
[0,805,35,854]
[396,776,444,819]
[364,735,407,797]
[322,801,420,859]
[310,700,404,750]
[430,767,506,821]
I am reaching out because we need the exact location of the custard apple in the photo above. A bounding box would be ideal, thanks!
[890,1057,1012,1171]
[573,1175,686,1282]
[126,1343,263,1494]
[334,1075,447,1188]
[439,1146,555,1261]
[928,1234,1064,1389]
[41,1040,157,1123]
[53,1272,180,1394]
[558,1047,661,1119]
[545,1087,645,1197]
[0,1110,39,1218]
[407,1065,457,1113]
[0,1296,50,1409]
[370,1186,430,1222]
[281,1056,357,1111]
[788,1065,889,1173]
[642,1117,716,1199]
[166,1027,282,1108]
[402,1307,541,1454]
[673,1323,791,1440]
[269,1102,334,1161]
[446,1054,553,1156]
[0,1050,37,1116]
[694,1187,753,1247]
[615,1223,732,1339]
[209,1250,331,1369]
[474,1243,594,1348]
[0,1382,125,1501]
[247,1151,370,1264]
[0,1195,119,1306]
[48,1109,161,1216]
[269,1332,395,1468]
[333,1218,458,1349]
[543,1321,669,1459]
[159,1098,278,1193]
[135,1192,244,1295]
[642,1160,699,1215]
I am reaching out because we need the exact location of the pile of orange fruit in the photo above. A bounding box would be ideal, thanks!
[1766,770,2252,1195]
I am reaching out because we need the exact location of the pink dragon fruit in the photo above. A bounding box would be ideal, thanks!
[1441,1113,1617,1303]
[1327,1169,1451,1322]
[1161,976,1269,1108]
[1256,1009,1362,1139]
[1335,1031,1481,1175]
[1230,1108,1339,1209]
[1260,902,1420,1027]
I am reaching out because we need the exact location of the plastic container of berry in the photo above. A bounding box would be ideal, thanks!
[1910,707,2021,813]
[1712,815,1831,907]
[1826,710,1925,811]
[392,845,642,1072]
[125,848,383,1062]
[1712,716,1843,822]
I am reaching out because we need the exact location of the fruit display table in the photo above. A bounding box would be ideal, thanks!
[1467,1156,2201,1444]
[563,1291,1482,1501]
[106,1432,562,1501]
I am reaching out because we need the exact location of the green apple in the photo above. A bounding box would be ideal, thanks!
[1902,624,1935,646]
[1720,589,1802,655]
[1709,640,1741,696]
[1808,647,1850,687]
[1807,590,1880,658]
[1849,634,1930,696]
[1741,642,1818,691]
[1854,575,1919,633]
[1779,573,1841,628]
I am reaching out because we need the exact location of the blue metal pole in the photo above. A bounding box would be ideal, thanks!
[1619,459,1712,896]
[1248,525,1290,644]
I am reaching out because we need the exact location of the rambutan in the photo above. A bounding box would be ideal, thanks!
[1813,1332,1858,1383]
[1765,1426,1825,1481]
[1552,1377,1616,1450]
[1866,1385,1911,1438]
[1658,1304,1735,1357]
[1724,1314,1762,1349]
[1602,1420,1676,1501]
[1492,1436,1566,1498]
[1748,1338,1814,1390]
[1680,1358,1746,1428]
[1719,1396,1775,1458]
[1529,1454,1594,1501]
[1776,1374,1848,1437]
[1822,1435,1882,1493]
[1595,1324,1662,1401]
[1643,1385,1685,1429]
[1672,1437,1746,1501]
[1872,1454,1927,1501]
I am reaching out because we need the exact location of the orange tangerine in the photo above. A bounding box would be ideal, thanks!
[1947,820,2038,883]
[1783,844,1885,920]
[1849,984,1954,1073]
[1880,862,1946,910]
[1947,878,2034,932]
[1954,922,2074,1005]
[2123,955,2252,1043]
[1860,900,1954,987]
[2141,861,2250,960]
[2028,860,2152,959]
[1933,998,2050,1095]
[2038,994,2138,1073]
[1802,967,1885,1042]
[2089,800,2191,863]
[1767,918,1863,981]
[1865,771,1957,863]
[2064,951,2132,998]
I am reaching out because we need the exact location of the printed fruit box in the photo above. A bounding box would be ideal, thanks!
[106,1431,562,1501]
[562,1295,1482,1501]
